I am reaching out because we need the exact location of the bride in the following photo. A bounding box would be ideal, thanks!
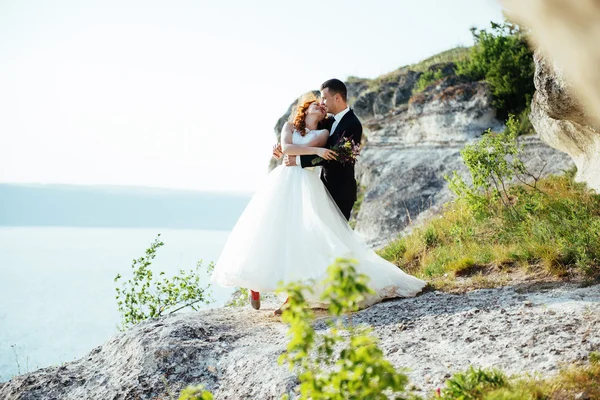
[211,92,426,314]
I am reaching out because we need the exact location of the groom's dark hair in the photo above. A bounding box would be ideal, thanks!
[321,79,347,102]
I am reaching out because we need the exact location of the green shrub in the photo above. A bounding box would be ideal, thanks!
[278,258,412,400]
[377,238,408,265]
[457,21,535,121]
[440,366,508,399]
[445,115,536,220]
[422,226,440,249]
[114,234,214,331]
[178,385,213,400]
[413,69,448,93]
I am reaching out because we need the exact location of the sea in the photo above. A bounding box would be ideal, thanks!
[0,226,234,381]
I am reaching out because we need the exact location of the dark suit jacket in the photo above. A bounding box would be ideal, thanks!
[299,109,363,220]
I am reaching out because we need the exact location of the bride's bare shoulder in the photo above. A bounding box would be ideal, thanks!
[314,128,329,139]
[281,122,295,136]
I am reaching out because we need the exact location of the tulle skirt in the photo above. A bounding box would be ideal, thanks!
[210,165,426,307]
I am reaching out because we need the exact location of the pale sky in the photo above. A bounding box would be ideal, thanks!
[0,0,504,193]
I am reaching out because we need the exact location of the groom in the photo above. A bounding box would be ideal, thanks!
[277,78,363,220]
[246,79,363,310]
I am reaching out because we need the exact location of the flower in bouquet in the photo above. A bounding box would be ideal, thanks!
[312,133,361,166]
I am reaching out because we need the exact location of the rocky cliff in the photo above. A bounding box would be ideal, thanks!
[529,50,600,193]
[272,63,574,245]
[351,66,576,245]
[2,282,599,399]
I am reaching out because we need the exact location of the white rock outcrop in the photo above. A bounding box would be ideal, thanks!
[529,51,600,193]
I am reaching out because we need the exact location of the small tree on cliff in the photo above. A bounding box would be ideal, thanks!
[114,234,214,331]
[458,21,535,123]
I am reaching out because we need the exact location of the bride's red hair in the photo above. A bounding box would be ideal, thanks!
[292,100,316,136]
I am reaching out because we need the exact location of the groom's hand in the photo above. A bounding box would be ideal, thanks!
[272,143,283,160]
[284,155,297,167]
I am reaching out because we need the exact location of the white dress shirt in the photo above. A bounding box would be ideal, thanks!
[296,106,350,168]
[329,106,350,136]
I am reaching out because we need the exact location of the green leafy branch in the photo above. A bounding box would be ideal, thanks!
[114,234,214,331]
[445,115,546,220]
[278,258,413,400]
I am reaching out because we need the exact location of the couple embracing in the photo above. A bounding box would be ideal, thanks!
[211,79,426,314]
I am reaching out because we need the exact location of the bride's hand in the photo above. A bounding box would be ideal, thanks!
[272,143,283,160]
[316,148,337,160]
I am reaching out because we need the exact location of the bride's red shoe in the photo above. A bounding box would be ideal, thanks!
[249,290,261,310]
[274,297,289,316]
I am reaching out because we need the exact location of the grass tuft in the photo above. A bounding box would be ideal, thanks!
[436,359,600,399]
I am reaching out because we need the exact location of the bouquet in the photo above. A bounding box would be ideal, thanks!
[312,133,361,166]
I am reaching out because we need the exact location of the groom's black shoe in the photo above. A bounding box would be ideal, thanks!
[249,290,261,310]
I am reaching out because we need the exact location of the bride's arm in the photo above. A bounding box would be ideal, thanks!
[306,130,329,147]
[280,122,333,157]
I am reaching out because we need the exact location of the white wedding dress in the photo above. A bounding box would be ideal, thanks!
[211,129,427,307]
